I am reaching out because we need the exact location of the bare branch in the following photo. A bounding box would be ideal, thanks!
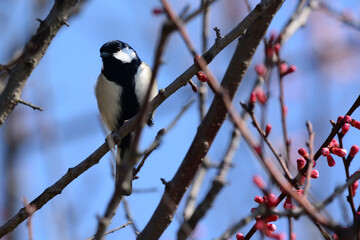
[134,99,194,177]
[0,0,78,127]
[123,199,140,235]
[0,142,110,237]
[304,121,315,197]
[95,192,124,239]
[243,95,360,239]
[178,127,241,239]
[18,99,43,111]
[86,221,132,240]
[0,0,285,236]
[137,1,284,239]
[279,0,319,45]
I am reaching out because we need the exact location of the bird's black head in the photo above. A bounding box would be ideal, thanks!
[100,40,140,63]
[100,40,141,86]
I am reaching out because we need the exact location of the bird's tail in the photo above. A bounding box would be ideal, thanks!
[116,133,133,196]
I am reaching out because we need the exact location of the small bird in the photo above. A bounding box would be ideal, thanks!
[95,40,157,195]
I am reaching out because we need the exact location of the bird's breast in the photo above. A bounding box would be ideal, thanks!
[95,73,123,131]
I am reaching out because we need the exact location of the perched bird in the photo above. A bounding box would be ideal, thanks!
[95,40,157,195]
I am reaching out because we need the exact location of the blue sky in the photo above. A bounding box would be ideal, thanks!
[1,0,360,239]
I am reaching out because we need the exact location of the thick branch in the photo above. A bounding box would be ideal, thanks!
[0,0,283,236]
[0,142,110,237]
[137,1,284,239]
[0,0,78,127]
[177,128,241,240]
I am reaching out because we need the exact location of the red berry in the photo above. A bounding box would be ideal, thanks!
[282,105,288,116]
[337,116,344,123]
[344,115,352,123]
[270,233,286,240]
[350,145,359,157]
[249,92,256,104]
[266,193,278,207]
[298,148,309,158]
[327,155,336,167]
[332,148,347,157]
[196,71,208,82]
[255,63,267,77]
[253,175,266,190]
[266,223,277,232]
[274,43,281,55]
[353,121,360,130]
[255,220,266,230]
[285,65,297,75]
[265,124,272,136]
[283,196,293,209]
[254,145,262,155]
[279,62,288,75]
[329,139,339,148]
[236,233,244,240]
[311,169,319,179]
[193,55,201,63]
[269,32,277,44]
[152,7,164,15]
[255,88,267,104]
[254,196,264,204]
[351,180,359,197]
[297,158,306,171]
[266,215,279,222]
[321,148,330,156]
[265,45,274,60]
[296,189,304,195]
[341,123,351,135]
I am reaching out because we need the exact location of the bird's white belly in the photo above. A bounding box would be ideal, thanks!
[95,74,122,131]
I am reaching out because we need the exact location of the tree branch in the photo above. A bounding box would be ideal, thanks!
[0,0,283,236]
[0,0,78,127]
[0,142,110,237]
[137,1,284,239]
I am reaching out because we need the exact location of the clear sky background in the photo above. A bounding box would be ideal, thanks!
[1,0,360,239]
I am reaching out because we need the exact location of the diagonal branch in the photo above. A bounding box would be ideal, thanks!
[0,0,78,127]
[137,1,284,239]
[0,0,283,236]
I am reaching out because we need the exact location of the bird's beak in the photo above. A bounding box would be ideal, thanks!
[100,52,112,58]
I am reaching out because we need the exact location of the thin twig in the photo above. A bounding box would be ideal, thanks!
[243,0,252,12]
[138,1,285,239]
[116,0,219,198]
[22,198,35,240]
[94,194,123,239]
[0,0,78,127]
[318,2,360,31]
[303,121,315,197]
[133,129,165,177]
[134,99,194,176]
[278,65,291,165]
[244,95,360,239]
[279,0,318,45]
[123,199,140,234]
[245,108,292,180]
[165,99,195,132]
[183,0,210,220]
[86,221,132,240]
[0,0,284,236]
[178,127,242,239]
[336,129,356,217]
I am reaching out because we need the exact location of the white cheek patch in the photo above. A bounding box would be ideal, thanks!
[113,47,136,63]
